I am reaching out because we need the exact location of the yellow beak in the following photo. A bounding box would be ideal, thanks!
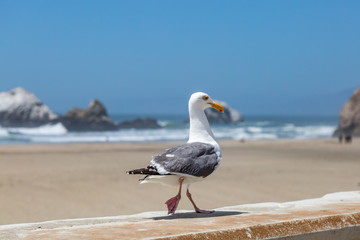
[209,102,224,113]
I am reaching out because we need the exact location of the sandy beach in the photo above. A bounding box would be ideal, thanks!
[0,139,359,225]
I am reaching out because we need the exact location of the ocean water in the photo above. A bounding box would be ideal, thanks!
[0,115,338,145]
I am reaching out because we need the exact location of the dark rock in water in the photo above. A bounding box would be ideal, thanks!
[117,118,161,129]
[61,99,117,131]
[0,87,58,127]
[205,100,243,124]
[334,88,360,139]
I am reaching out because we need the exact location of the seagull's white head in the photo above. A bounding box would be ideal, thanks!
[189,92,224,113]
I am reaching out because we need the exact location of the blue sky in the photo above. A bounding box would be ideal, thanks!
[1,1,359,115]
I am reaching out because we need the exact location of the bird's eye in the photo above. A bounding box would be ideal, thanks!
[202,96,209,101]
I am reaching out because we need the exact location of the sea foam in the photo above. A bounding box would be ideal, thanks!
[0,115,338,145]
[8,123,68,135]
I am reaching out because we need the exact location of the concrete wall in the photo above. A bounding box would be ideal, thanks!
[1,191,360,240]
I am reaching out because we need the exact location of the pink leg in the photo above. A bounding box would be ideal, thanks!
[165,177,184,214]
[186,188,214,214]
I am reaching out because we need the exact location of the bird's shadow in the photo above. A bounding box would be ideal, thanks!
[151,211,246,220]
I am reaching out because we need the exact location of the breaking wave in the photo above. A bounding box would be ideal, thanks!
[0,115,337,145]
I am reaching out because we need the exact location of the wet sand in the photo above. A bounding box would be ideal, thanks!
[0,139,359,225]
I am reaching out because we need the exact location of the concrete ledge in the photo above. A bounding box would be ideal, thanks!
[1,191,360,240]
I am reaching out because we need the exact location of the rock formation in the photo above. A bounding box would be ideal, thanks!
[334,88,360,140]
[117,118,161,129]
[0,87,58,127]
[61,99,117,131]
[205,100,243,124]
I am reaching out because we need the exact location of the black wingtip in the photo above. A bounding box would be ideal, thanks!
[126,166,160,175]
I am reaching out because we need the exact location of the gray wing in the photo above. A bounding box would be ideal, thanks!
[152,142,219,177]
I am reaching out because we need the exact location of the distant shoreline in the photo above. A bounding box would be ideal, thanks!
[0,137,340,148]
[0,115,338,145]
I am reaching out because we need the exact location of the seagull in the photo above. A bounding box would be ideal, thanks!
[126,92,224,214]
